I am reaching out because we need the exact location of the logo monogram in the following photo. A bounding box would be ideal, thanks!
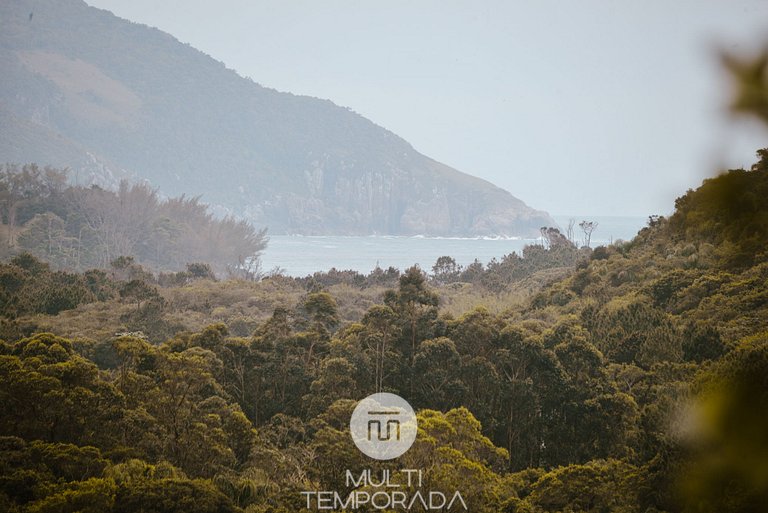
[350,393,417,460]
[367,410,401,441]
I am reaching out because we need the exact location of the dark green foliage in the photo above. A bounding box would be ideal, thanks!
[0,151,768,512]
[412,337,465,410]
[385,266,440,365]
[432,255,461,284]
[587,298,683,368]
[440,240,586,292]
[119,280,160,310]
[648,269,697,308]
[679,332,768,512]
[295,265,401,290]
[114,479,238,513]
[522,459,645,513]
[0,254,97,317]
[0,333,123,447]
[682,322,725,363]
[590,245,610,260]
[668,155,768,269]
[186,262,216,281]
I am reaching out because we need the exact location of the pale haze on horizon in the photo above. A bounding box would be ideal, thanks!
[86,0,768,218]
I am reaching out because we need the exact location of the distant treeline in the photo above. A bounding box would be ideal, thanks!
[294,238,586,293]
[0,164,267,275]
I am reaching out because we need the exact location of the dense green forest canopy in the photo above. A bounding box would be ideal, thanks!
[1,152,768,512]
[0,164,267,275]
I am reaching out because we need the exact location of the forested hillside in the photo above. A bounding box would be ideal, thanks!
[0,0,553,236]
[1,152,767,512]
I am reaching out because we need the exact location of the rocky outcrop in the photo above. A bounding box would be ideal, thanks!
[244,157,552,236]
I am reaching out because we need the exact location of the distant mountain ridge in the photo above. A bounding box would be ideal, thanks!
[0,0,555,236]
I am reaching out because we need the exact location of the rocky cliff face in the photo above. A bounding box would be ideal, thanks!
[0,0,554,236]
[242,155,552,236]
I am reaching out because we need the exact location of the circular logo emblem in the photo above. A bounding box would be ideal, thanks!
[350,392,417,460]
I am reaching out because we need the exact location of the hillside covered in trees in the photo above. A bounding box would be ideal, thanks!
[0,0,553,237]
[0,151,767,512]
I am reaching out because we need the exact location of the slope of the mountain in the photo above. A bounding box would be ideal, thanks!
[0,0,554,236]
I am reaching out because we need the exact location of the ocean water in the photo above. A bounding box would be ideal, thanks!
[260,215,648,277]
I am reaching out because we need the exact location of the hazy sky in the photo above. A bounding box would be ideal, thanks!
[86,0,768,217]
